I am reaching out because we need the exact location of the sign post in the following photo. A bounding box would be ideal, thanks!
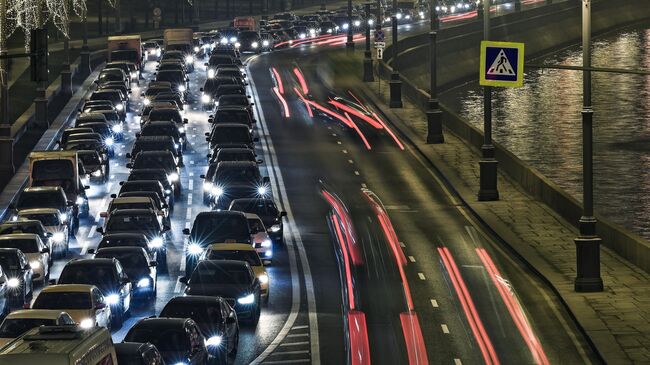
[153,8,162,28]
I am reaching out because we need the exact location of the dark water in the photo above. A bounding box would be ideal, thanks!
[441,24,650,239]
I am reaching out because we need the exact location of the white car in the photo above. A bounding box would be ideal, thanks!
[245,213,273,263]
[0,234,50,282]
[31,285,112,330]
[17,208,69,258]
[0,309,76,347]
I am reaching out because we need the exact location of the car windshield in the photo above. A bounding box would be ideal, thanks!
[98,72,123,82]
[142,124,179,138]
[107,215,159,232]
[0,239,38,253]
[0,224,41,237]
[110,202,153,213]
[90,91,119,102]
[17,192,62,209]
[0,253,20,270]
[96,252,148,277]
[0,318,58,338]
[161,302,223,324]
[18,213,59,226]
[216,110,250,124]
[247,218,265,233]
[191,263,251,284]
[126,328,190,352]
[207,250,261,266]
[58,265,117,290]
[240,32,259,40]
[99,236,147,249]
[230,201,279,217]
[217,151,254,162]
[211,128,251,143]
[219,96,248,106]
[79,153,101,166]
[215,167,259,182]
[156,73,183,84]
[191,215,249,243]
[33,292,92,310]
[133,155,175,170]
[148,110,182,123]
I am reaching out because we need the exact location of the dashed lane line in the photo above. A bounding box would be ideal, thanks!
[441,324,450,334]
[431,299,439,308]
[418,273,426,280]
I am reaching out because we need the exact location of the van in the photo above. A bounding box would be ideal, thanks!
[0,325,117,365]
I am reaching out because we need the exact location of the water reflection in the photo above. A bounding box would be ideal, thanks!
[441,25,650,239]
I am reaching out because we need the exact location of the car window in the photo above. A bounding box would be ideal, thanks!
[247,218,265,233]
[17,192,64,209]
[107,215,160,232]
[0,318,58,338]
[190,263,252,285]
[92,288,105,306]
[58,265,118,291]
[19,213,60,226]
[0,253,20,270]
[191,215,249,242]
[33,292,92,309]
[207,249,262,266]
[0,238,39,253]
[126,328,190,352]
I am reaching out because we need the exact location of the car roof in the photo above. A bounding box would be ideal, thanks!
[115,342,155,355]
[216,161,258,168]
[196,210,246,218]
[65,258,116,267]
[103,232,149,240]
[0,248,21,255]
[134,150,174,157]
[96,246,148,256]
[5,310,69,320]
[243,212,262,220]
[110,197,154,204]
[22,186,62,193]
[132,317,191,330]
[17,208,59,215]
[109,208,156,216]
[207,243,255,251]
[197,259,250,270]
[166,295,221,306]
[212,123,249,129]
[0,233,40,240]
[231,197,275,205]
[40,284,95,293]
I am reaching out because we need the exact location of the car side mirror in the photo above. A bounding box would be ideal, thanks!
[33,273,41,279]
[207,118,214,123]
[110,194,117,199]
[48,279,56,285]
[95,302,106,309]
[179,276,188,284]
[204,63,208,66]
[183,118,188,124]
[119,181,125,186]
[125,153,131,158]
[253,137,260,142]
[262,176,270,184]
[150,261,158,267]
[182,228,190,235]
[96,227,104,234]
[84,185,90,190]
[204,132,210,136]
[87,248,95,254]
[45,232,53,237]
[141,92,145,97]
[99,211,108,218]
[206,153,212,159]
[200,174,206,179]
[209,114,214,118]
[247,95,252,98]
[66,201,75,207]
[205,137,210,142]
[41,247,49,253]
[280,211,287,217]
[126,163,133,168]
[257,159,264,164]
[250,102,255,106]
[135,133,141,138]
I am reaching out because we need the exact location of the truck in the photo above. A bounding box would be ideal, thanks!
[163,28,195,71]
[233,17,257,31]
[28,151,90,220]
[107,35,142,70]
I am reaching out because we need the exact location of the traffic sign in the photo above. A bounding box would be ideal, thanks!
[153,7,162,16]
[374,30,385,43]
[479,41,524,87]
[377,47,383,60]
[374,41,385,49]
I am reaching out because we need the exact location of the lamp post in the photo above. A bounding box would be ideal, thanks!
[430,0,439,30]
[478,0,499,201]
[363,3,373,81]
[574,0,603,293]
[346,0,354,49]
[389,0,402,108]
[426,31,443,143]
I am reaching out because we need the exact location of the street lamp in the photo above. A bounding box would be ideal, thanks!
[426,31,443,143]
[346,0,354,49]
[363,3,373,82]
[430,0,439,30]
[574,0,603,292]
[389,0,402,108]
[478,0,499,201]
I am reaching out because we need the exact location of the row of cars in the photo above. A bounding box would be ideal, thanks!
[0,25,286,364]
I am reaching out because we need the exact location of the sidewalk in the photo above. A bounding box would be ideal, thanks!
[337,54,650,364]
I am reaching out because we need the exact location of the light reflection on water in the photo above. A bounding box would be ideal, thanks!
[441,25,650,239]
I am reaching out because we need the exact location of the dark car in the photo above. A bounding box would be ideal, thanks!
[114,342,165,365]
[116,181,169,211]
[97,209,169,271]
[96,68,128,89]
[59,128,94,146]
[0,248,33,308]
[180,260,261,326]
[142,84,174,106]
[56,258,132,326]
[320,20,339,35]
[72,122,113,146]
[229,198,286,243]
[124,318,211,365]
[12,187,73,231]
[215,94,251,109]
[140,101,177,117]
[182,211,251,276]
[95,247,157,303]
[139,121,186,151]
[153,92,185,111]
[0,220,52,250]
[206,161,270,209]
[127,151,181,196]
[211,148,260,165]
[206,123,257,152]
[205,55,235,79]
[61,139,109,164]
[94,233,155,262]
[130,136,182,167]
[155,70,189,96]
[127,168,175,204]
[78,150,109,184]
[211,106,254,131]
[144,40,162,59]
[238,31,262,53]
[141,108,188,132]
[216,85,247,100]
[89,89,128,116]
[160,296,239,362]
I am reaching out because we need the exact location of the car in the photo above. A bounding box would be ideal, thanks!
[116,180,169,214]
[96,68,128,89]
[203,243,270,301]
[210,106,254,131]
[102,195,170,227]
[138,121,186,153]
[127,151,182,196]
[89,89,128,116]
[98,209,169,272]
[0,310,76,347]
[243,213,273,263]
[114,342,166,365]
[206,55,235,79]
[59,128,95,146]
[0,220,53,251]
[237,30,262,53]
[94,233,156,262]
[127,168,176,205]
[143,41,162,59]
[206,123,257,152]
[210,148,260,165]
[56,258,132,327]
[123,318,211,365]
[31,284,112,329]
[61,139,110,167]
[140,101,177,117]
[215,93,252,109]
[140,107,188,132]
[229,198,286,243]
[77,149,109,184]
[159,296,239,362]
[98,80,132,99]
[180,260,261,326]
[15,208,69,258]
[205,161,270,209]
[155,70,189,96]
[0,248,33,308]
[11,186,74,232]
[0,234,50,283]
[157,60,188,74]
[94,247,157,303]
[216,84,247,99]
[129,136,183,168]
[142,84,174,106]
[182,211,252,276]
[72,122,114,152]
[152,92,186,111]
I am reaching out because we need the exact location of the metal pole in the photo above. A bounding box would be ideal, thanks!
[376,0,382,32]
[388,0,402,108]
[478,0,499,200]
[346,0,354,49]
[430,0,438,30]
[363,3,373,81]
[320,0,326,10]
[426,31,443,143]
[574,0,603,292]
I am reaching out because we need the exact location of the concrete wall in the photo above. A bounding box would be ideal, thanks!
[385,0,650,92]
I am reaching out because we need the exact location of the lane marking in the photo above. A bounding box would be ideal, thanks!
[186,208,193,221]
[399,242,406,248]
[279,341,310,347]
[342,149,348,154]
[418,273,426,280]
[174,276,183,293]
[86,225,96,241]
[361,183,367,188]
[431,299,439,308]
[408,255,416,263]
[441,324,450,334]
[287,333,310,338]
[348,159,354,164]
[188,180,194,190]
[269,350,310,356]
[292,325,308,330]
[337,141,342,145]
[354,170,360,176]
[455,359,463,365]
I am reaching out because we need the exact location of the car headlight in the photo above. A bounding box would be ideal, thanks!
[7,278,19,288]
[30,261,41,269]
[149,236,164,248]
[252,41,259,48]
[187,243,203,256]
[167,172,179,182]
[105,294,120,305]
[76,196,85,205]
[396,13,403,19]
[137,278,150,288]
[299,33,306,39]
[207,69,215,78]
[165,189,172,195]
[269,224,281,233]
[419,11,425,17]
[59,213,68,223]
[309,28,316,35]
[115,103,124,111]
[237,293,255,305]
[156,49,161,57]
[203,181,213,192]
[211,186,223,197]
[92,169,103,177]
[130,71,138,78]
[257,186,269,196]
[53,232,65,243]
[174,362,188,365]
[264,250,273,258]
[342,23,349,30]
[206,335,222,347]
[111,124,122,133]
[262,40,270,46]
[261,239,272,248]
[258,274,269,285]
[178,127,186,133]
[178,85,186,92]
[194,46,200,52]
[220,38,228,45]
[174,143,180,150]
[450,5,456,12]
[405,14,411,19]
[185,55,194,64]
[230,36,237,43]
[368,19,375,25]
[201,93,211,103]
[353,20,361,27]
[104,136,114,146]
[235,42,241,48]
[80,318,94,328]
[143,98,151,106]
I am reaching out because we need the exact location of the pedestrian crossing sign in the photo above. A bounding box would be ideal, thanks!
[479,41,524,87]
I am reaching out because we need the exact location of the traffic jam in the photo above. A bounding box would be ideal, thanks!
[0,2,480,364]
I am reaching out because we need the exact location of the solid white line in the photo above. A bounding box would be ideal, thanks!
[291,325,309,330]
[87,225,97,241]
[399,241,406,248]
[454,358,463,365]
[174,276,183,293]
[408,255,416,262]
[354,170,360,175]
[418,273,426,280]
[188,180,194,190]
[279,341,310,347]
[441,324,450,334]
[269,350,310,356]
[430,299,439,308]
[342,149,348,154]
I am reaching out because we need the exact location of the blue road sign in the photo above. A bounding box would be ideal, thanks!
[374,30,385,43]
[479,41,524,87]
